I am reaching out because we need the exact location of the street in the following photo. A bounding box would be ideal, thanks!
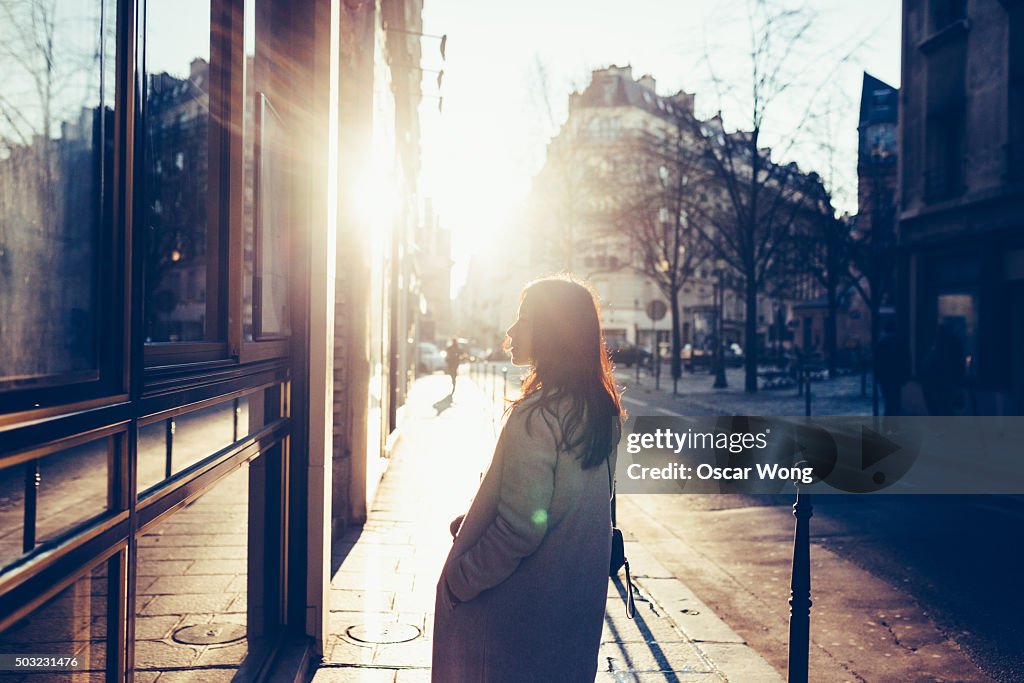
[613,366,1023,682]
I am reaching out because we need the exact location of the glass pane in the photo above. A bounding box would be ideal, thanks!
[135,464,248,678]
[137,419,169,494]
[242,0,257,342]
[253,95,290,338]
[142,0,212,343]
[0,561,108,681]
[0,464,26,569]
[36,438,111,545]
[138,397,251,494]
[0,0,113,384]
[172,401,236,475]
[0,437,111,572]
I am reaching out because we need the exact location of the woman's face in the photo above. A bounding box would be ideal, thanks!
[505,301,534,367]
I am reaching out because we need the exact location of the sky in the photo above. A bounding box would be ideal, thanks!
[415,0,902,297]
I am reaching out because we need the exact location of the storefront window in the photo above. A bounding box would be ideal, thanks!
[142,0,213,343]
[0,0,114,386]
[0,561,109,680]
[135,465,249,679]
[0,437,112,571]
[137,397,251,494]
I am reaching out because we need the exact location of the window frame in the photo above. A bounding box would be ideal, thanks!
[0,0,125,414]
[140,0,232,367]
[233,0,290,364]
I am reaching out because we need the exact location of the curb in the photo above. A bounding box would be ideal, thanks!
[623,538,784,682]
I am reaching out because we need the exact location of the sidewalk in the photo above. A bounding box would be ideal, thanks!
[310,373,781,682]
[617,365,873,416]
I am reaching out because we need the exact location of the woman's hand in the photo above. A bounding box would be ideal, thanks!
[442,574,462,609]
[449,513,466,540]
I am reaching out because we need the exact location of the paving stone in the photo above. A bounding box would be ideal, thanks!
[225,575,247,592]
[329,589,394,612]
[136,560,193,577]
[311,667,396,683]
[599,640,714,674]
[371,639,433,668]
[140,593,234,616]
[185,559,247,575]
[156,668,238,682]
[133,639,199,669]
[330,571,414,593]
[223,592,247,613]
[325,637,376,666]
[135,615,181,640]
[144,574,235,596]
[194,642,248,666]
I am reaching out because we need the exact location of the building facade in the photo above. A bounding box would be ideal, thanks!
[0,0,421,679]
[525,66,821,360]
[899,0,1024,414]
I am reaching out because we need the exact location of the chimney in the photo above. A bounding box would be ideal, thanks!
[638,74,656,92]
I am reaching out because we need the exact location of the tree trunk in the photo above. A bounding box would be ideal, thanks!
[825,284,838,379]
[870,296,881,416]
[670,285,682,381]
[745,279,758,393]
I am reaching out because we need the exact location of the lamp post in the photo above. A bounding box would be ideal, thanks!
[713,259,728,388]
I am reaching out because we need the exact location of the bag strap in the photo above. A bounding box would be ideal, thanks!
[623,559,636,618]
[607,454,634,619]
[606,454,616,526]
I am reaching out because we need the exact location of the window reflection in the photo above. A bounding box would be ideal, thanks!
[0,0,113,384]
[0,437,111,572]
[143,0,212,343]
[36,439,111,545]
[0,561,108,680]
[0,464,26,569]
[138,396,251,494]
[135,465,248,679]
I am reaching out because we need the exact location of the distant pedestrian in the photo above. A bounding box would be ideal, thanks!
[432,275,624,682]
[445,338,462,393]
[873,321,911,416]
[920,323,966,416]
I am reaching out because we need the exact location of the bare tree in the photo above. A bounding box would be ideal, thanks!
[849,158,898,373]
[678,1,860,392]
[612,123,710,386]
[796,179,853,377]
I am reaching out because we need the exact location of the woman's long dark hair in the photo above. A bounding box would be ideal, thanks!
[505,275,624,469]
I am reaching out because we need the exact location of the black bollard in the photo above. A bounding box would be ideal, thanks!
[860,350,867,398]
[804,372,812,417]
[788,487,813,683]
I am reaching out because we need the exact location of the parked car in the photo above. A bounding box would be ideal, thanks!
[609,343,651,368]
[417,342,446,374]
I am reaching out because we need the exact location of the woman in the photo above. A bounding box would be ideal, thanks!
[432,275,624,682]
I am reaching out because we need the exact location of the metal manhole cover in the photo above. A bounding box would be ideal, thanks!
[172,623,246,645]
[345,622,421,644]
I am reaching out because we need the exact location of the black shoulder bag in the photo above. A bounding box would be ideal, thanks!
[607,455,636,619]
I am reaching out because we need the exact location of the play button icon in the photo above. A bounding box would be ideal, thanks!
[861,426,902,470]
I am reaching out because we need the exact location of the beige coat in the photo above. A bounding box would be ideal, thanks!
[432,394,614,682]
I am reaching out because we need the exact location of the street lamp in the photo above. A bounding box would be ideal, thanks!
[713,258,728,389]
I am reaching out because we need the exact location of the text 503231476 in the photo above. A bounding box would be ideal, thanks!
[0,655,82,671]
